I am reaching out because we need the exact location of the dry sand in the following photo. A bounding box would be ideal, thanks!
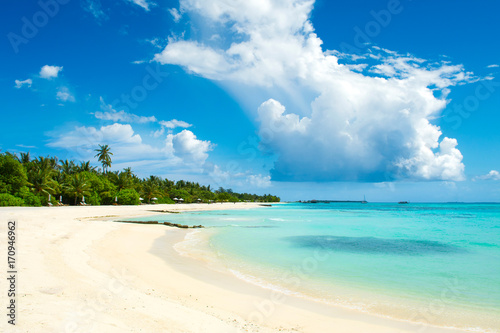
[0,203,468,333]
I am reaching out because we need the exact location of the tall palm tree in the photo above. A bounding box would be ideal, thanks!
[64,173,91,205]
[94,144,113,174]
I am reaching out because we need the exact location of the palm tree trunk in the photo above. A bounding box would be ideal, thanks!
[74,194,77,205]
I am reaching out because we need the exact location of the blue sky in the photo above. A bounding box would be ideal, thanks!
[1,0,499,202]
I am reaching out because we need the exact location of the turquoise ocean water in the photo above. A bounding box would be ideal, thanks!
[135,203,500,331]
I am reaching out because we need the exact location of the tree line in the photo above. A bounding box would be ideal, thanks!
[0,148,280,206]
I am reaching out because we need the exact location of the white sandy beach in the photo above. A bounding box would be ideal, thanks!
[0,204,469,333]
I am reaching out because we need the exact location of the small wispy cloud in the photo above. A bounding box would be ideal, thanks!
[159,119,192,129]
[16,144,37,149]
[126,0,156,11]
[56,87,75,102]
[82,0,108,22]
[169,8,181,22]
[94,97,156,123]
[147,37,167,49]
[151,127,165,138]
[95,110,157,123]
[487,64,499,68]
[14,78,32,89]
[151,120,193,138]
[473,170,500,181]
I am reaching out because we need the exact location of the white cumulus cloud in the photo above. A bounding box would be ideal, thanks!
[154,0,473,182]
[247,174,272,188]
[47,123,159,162]
[47,122,216,175]
[167,130,213,165]
[40,65,63,79]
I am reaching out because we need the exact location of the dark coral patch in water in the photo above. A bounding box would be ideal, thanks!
[285,235,467,255]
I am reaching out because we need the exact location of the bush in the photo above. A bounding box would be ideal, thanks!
[85,192,101,206]
[0,193,25,207]
[117,189,140,205]
[100,192,117,205]
[156,196,175,204]
[169,189,193,203]
[18,187,42,206]
[0,154,28,195]
[81,171,116,205]
[216,192,232,202]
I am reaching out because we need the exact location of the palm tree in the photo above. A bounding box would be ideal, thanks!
[94,144,113,173]
[37,156,58,171]
[123,167,133,178]
[110,171,132,191]
[64,173,92,205]
[59,159,76,175]
[28,167,57,197]
[27,156,59,199]
[77,161,96,173]
[16,152,31,165]
[141,181,161,204]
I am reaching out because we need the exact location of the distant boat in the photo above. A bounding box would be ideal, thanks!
[362,195,368,204]
[398,201,409,204]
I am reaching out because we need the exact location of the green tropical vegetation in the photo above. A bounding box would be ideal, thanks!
[0,148,280,207]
